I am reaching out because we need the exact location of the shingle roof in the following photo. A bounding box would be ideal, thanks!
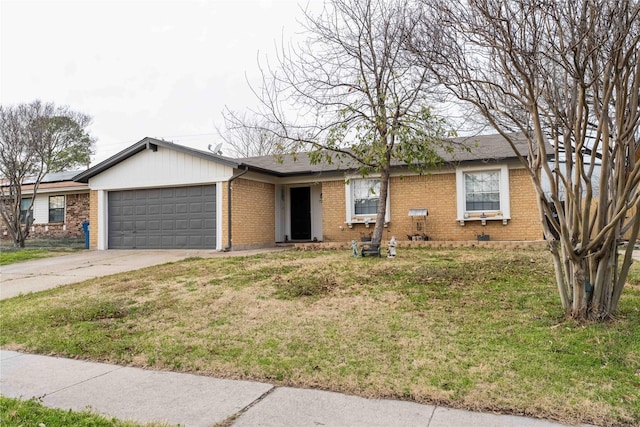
[238,133,543,176]
[72,133,547,183]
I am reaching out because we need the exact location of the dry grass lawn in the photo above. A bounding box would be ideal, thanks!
[1,247,639,426]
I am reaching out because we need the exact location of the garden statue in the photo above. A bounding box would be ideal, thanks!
[351,239,359,257]
[387,236,397,258]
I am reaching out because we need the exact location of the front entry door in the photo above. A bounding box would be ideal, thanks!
[290,187,311,240]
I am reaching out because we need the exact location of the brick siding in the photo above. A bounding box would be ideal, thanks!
[222,178,275,250]
[322,168,543,242]
[1,192,89,241]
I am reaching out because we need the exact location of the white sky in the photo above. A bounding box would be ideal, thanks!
[1,0,310,164]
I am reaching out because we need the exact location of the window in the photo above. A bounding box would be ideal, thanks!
[49,195,65,223]
[465,171,500,211]
[20,198,33,224]
[344,177,390,224]
[456,166,510,223]
[353,179,380,215]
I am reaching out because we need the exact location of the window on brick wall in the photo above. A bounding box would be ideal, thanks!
[344,177,390,224]
[49,195,65,223]
[456,165,510,222]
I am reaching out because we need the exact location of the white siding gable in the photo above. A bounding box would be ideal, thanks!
[89,146,234,190]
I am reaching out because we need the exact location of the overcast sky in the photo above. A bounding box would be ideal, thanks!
[1,0,310,164]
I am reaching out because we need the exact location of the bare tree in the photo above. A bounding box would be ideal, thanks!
[217,111,283,158]
[413,0,640,320]
[246,0,454,246]
[0,100,95,247]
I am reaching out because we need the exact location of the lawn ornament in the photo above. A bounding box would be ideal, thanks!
[387,236,397,258]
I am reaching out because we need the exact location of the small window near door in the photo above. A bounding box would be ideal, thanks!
[344,177,390,224]
[49,195,65,223]
[353,179,380,215]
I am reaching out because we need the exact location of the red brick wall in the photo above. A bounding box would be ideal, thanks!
[29,193,90,239]
[1,192,90,240]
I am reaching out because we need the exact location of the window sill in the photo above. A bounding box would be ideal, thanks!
[346,220,389,228]
[457,216,510,226]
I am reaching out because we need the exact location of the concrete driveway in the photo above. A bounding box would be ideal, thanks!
[0,248,285,300]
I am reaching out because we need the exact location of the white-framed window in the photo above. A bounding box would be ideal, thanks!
[48,195,65,223]
[456,165,510,223]
[345,177,390,224]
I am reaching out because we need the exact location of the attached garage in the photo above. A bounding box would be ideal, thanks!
[108,185,216,249]
[73,138,238,251]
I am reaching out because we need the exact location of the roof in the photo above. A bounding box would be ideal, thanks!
[17,170,86,185]
[1,170,87,188]
[238,133,547,176]
[73,137,240,183]
[73,133,549,183]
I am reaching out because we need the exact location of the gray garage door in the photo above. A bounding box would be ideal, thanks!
[108,185,216,249]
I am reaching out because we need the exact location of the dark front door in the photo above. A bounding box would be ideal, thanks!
[290,187,311,240]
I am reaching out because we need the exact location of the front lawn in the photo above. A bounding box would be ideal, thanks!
[1,248,638,426]
[0,238,85,265]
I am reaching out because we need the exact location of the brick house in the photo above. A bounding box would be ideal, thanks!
[73,135,546,250]
[1,171,90,241]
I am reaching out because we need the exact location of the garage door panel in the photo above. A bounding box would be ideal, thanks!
[148,236,162,247]
[188,187,203,196]
[175,187,188,197]
[108,185,216,249]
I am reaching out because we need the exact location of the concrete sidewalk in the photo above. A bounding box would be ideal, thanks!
[0,248,285,300]
[0,350,585,427]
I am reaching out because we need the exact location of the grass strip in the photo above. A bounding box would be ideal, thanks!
[0,396,171,426]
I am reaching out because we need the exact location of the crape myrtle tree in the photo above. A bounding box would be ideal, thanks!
[0,100,94,247]
[236,0,454,246]
[413,0,640,320]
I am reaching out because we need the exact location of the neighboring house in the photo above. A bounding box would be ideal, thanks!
[73,135,547,250]
[1,171,90,240]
